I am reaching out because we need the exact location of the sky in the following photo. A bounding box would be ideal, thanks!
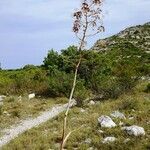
[0,0,150,69]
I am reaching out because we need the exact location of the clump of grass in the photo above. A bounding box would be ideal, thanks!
[118,99,139,111]
[11,110,20,118]
[6,97,15,103]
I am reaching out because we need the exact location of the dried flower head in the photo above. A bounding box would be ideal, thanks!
[73,0,104,50]
[93,0,102,4]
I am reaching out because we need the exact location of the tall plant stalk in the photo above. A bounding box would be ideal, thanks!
[60,0,104,149]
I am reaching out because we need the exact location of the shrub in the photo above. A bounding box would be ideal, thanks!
[74,79,91,107]
[144,83,150,93]
[47,71,73,97]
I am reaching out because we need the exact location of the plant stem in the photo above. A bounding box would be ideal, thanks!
[60,56,82,150]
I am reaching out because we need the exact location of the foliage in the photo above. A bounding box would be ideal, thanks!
[0,68,48,95]
[0,40,149,101]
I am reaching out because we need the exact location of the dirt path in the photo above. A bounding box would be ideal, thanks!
[0,100,75,148]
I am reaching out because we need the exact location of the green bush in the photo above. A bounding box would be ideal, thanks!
[74,79,91,106]
[0,68,49,95]
[144,83,150,93]
[0,41,148,101]
[47,71,73,97]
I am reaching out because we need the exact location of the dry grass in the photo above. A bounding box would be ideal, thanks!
[0,96,67,130]
[1,81,150,150]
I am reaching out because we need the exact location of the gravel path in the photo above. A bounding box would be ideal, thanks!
[0,100,75,148]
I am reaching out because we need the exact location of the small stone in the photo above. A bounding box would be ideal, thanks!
[102,137,116,143]
[98,115,116,128]
[129,117,134,120]
[98,130,104,133]
[85,138,92,144]
[80,108,86,113]
[0,95,6,102]
[122,125,145,136]
[89,100,95,105]
[110,111,126,119]
[28,93,35,100]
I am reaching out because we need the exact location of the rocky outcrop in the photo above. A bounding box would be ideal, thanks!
[91,22,150,52]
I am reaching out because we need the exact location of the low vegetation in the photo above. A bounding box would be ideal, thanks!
[2,80,150,150]
[0,41,149,104]
[0,96,67,130]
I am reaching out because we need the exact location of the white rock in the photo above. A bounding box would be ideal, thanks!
[110,111,126,119]
[0,95,6,101]
[98,115,116,128]
[28,93,35,100]
[85,138,92,144]
[129,117,134,120]
[80,108,86,113]
[122,125,145,136]
[102,137,116,143]
[98,130,104,133]
[89,100,95,105]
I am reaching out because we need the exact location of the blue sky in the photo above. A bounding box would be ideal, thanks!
[0,0,150,69]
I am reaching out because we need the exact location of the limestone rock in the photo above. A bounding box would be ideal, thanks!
[122,125,145,136]
[89,100,95,105]
[80,108,86,113]
[84,138,92,144]
[110,111,126,119]
[102,137,116,143]
[98,115,116,128]
[0,95,6,102]
[28,93,35,100]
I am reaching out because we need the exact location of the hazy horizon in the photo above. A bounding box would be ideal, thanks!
[0,0,150,69]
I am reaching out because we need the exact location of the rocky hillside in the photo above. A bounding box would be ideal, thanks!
[91,22,150,52]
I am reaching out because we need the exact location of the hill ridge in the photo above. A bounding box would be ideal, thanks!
[91,22,150,52]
